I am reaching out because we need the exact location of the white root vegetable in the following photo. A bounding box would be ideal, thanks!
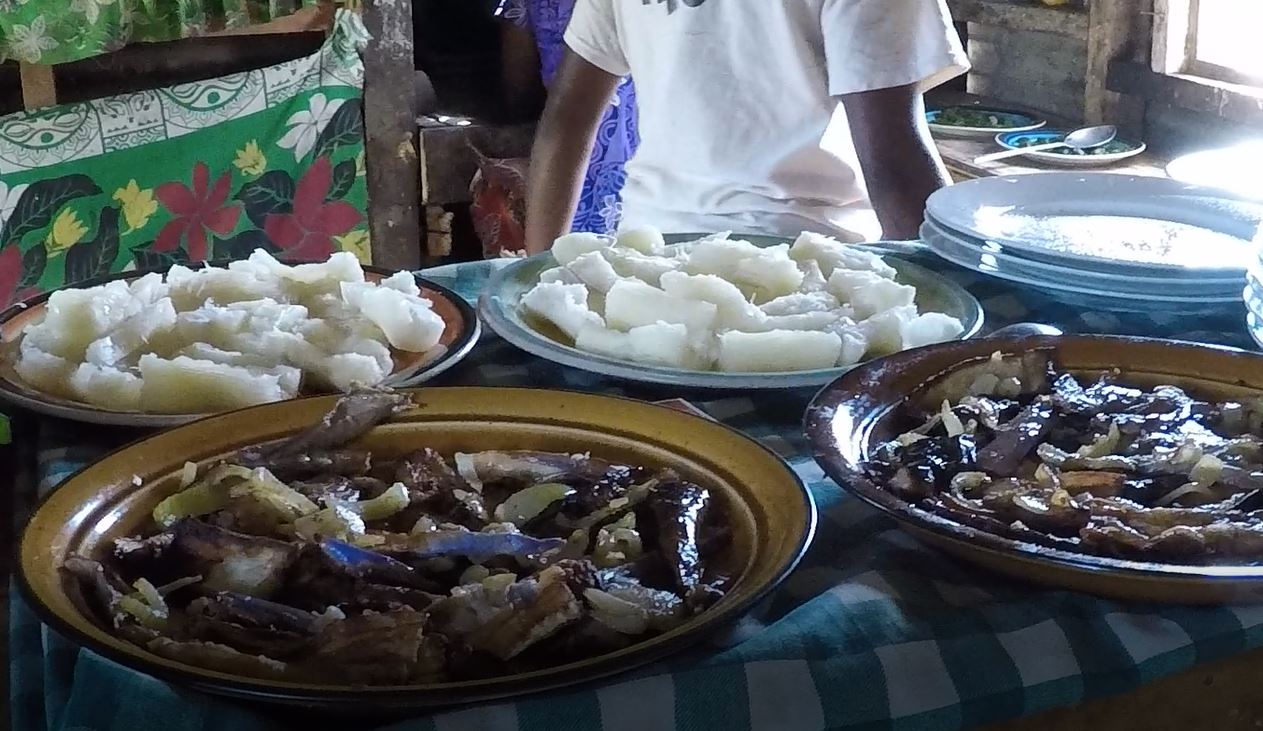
[566,251,622,293]
[900,312,965,349]
[575,321,701,369]
[69,363,143,411]
[138,355,300,413]
[520,282,604,340]
[552,232,613,266]
[604,280,717,334]
[789,231,896,279]
[659,271,766,331]
[14,249,452,413]
[759,291,841,316]
[602,248,684,284]
[340,283,444,352]
[685,238,766,278]
[538,266,581,285]
[731,248,805,298]
[615,226,666,255]
[716,330,842,372]
[827,269,915,319]
[858,306,918,356]
[526,228,963,374]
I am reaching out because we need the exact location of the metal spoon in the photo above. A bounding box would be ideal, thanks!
[974,125,1118,165]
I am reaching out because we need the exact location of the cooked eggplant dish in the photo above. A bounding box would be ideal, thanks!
[62,390,732,684]
[867,351,1263,564]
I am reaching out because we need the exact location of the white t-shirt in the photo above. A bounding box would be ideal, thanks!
[564,0,969,242]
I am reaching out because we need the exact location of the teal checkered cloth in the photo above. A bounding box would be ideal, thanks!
[11,255,1262,731]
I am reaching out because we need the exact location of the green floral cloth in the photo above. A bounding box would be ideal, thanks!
[0,9,371,308]
[0,0,319,65]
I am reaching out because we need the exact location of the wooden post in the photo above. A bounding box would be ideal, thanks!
[18,63,57,110]
[1086,0,1148,132]
[361,0,423,271]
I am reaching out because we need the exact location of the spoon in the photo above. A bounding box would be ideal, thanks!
[974,125,1118,165]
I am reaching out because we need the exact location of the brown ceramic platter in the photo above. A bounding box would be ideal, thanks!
[805,334,1263,604]
[19,387,816,709]
[0,264,479,428]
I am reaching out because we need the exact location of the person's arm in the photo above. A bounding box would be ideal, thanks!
[840,84,949,241]
[524,48,621,253]
[499,22,545,121]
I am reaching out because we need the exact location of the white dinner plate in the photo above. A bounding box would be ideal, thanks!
[924,217,1247,297]
[926,173,1262,273]
[920,222,1242,313]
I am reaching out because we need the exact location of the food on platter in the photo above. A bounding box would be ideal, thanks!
[9,251,447,413]
[518,229,965,373]
[866,351,1263,563]
[62,390,734,684]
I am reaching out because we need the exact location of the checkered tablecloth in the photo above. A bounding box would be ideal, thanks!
[11,255,1263,731]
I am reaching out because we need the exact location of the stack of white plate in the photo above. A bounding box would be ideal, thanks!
[923,173,1262,313]
[1244,222,1263,348]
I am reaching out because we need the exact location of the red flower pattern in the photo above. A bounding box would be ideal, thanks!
[154,162,241,260]
[0,246,39,309]
[264,157,362,261]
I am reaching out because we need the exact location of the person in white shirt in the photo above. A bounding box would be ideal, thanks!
[523,0,970,253]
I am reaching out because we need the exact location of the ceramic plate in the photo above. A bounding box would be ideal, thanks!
[924,210,1247,285]
[1166,141,1263,202]
[923,218,1244,291]
[19,387,815,709]
[478,235,984,390]
[926,173,1262,273]
[926,106,1046,139]
[805,335,1263,604]
[921,221,1244,309]
[0,265,480,428]
[994,129,1147,167]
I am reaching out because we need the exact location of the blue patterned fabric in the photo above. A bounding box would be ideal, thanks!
[497,0,639,234]
[10,255,1263,731]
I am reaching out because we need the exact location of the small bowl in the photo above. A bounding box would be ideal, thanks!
[805,334,1263,604]
[926,106,1047,139]
[20,387,816,709]
[995,129,1147,167]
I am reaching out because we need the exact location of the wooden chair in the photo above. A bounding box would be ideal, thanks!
[13,0,422,271]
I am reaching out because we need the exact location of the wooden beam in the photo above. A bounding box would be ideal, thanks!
[1085,0,1148,131]
[1151,0,1194,74]
[1108,59,1263,127]
[361,0,423,270]
[18,63,56,110]
[947,0,1089,38]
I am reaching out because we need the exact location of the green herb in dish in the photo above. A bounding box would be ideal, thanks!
[1012,137,1135,156]
[932,108,1027,129]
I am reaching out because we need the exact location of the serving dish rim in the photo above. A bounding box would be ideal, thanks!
[19,386,818,707]
[804,333,1263,582]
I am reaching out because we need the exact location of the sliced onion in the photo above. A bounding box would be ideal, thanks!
[179,461,199,488]
[1155,482,1216,507]
[584,588,649,635]
[1189,454,1225,485]
[454,453,482,492]
[1076,423,1121,458]
[493,482,575,525]
[941,400,965,437]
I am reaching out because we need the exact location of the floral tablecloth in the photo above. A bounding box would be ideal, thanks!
[10,255,1263,731]
[1,0,320,66]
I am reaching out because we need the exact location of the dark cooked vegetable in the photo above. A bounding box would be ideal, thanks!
[866,352,1263,564]
[63,389,732,685]
[975,397,1055,476]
